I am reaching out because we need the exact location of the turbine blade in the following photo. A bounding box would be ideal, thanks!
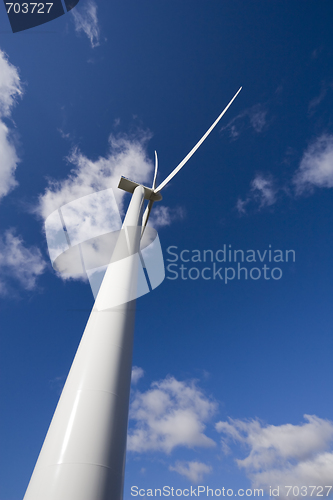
[141,151,159,236]
[152,151,158,189]
[154,87,242,193]
[141,200,154,236]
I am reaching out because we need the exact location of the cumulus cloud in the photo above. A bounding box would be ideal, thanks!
[38,132,153,283]
[0,52,46,295]
[221,104,268,139]
[293,135,333,194]
[128,376,217,453]
[169,461,212,483]
[38,131,154,284]
[0,229,46,295]
[149,205,185,228]
[216,415,333,497]
[237,134,333,214]
[251,175,277,206]
[132,366,144,384]
[237,174,277,214]
[71,0,100,48]
[0,49,23,201]
[0,50,22,117]
[0,121,19,198]
[37,131,153,221]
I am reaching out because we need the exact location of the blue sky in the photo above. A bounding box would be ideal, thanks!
[1,1,333,498]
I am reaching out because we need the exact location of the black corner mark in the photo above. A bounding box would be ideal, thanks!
[63,0,79,12]
[3,0,81,33]
[4,0,64,32]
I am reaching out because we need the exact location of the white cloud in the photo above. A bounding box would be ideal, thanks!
[250,453,333,496]
[293,135,333,194]
[251,175,277,207]
[38,132,153,282]
[71,0,100,48]
[38,130,181,286]
[237,134,333,214]
[216,415,333,497]
[0,49,23,201]
[236,198,247,215]
[128,376,217,453]
[221,104,267,139]
[237,174,277,214]
[37,131,153,221]
[0,121,19,198]
[149,205,185,228]
[0,52,45,295]
[0,229,46,295]
[132,366,144,384]
[169,461,212,483]
[0,50,22,117]
[249,107,267,133]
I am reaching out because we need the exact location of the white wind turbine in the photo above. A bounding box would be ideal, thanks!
[23,87,242,500]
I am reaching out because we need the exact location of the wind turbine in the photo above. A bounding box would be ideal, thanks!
[23,87,242,500]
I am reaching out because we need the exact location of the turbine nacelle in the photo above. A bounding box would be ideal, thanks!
[118,176,163,201]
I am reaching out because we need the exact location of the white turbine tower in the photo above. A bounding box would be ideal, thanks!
[23,87,242,500]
